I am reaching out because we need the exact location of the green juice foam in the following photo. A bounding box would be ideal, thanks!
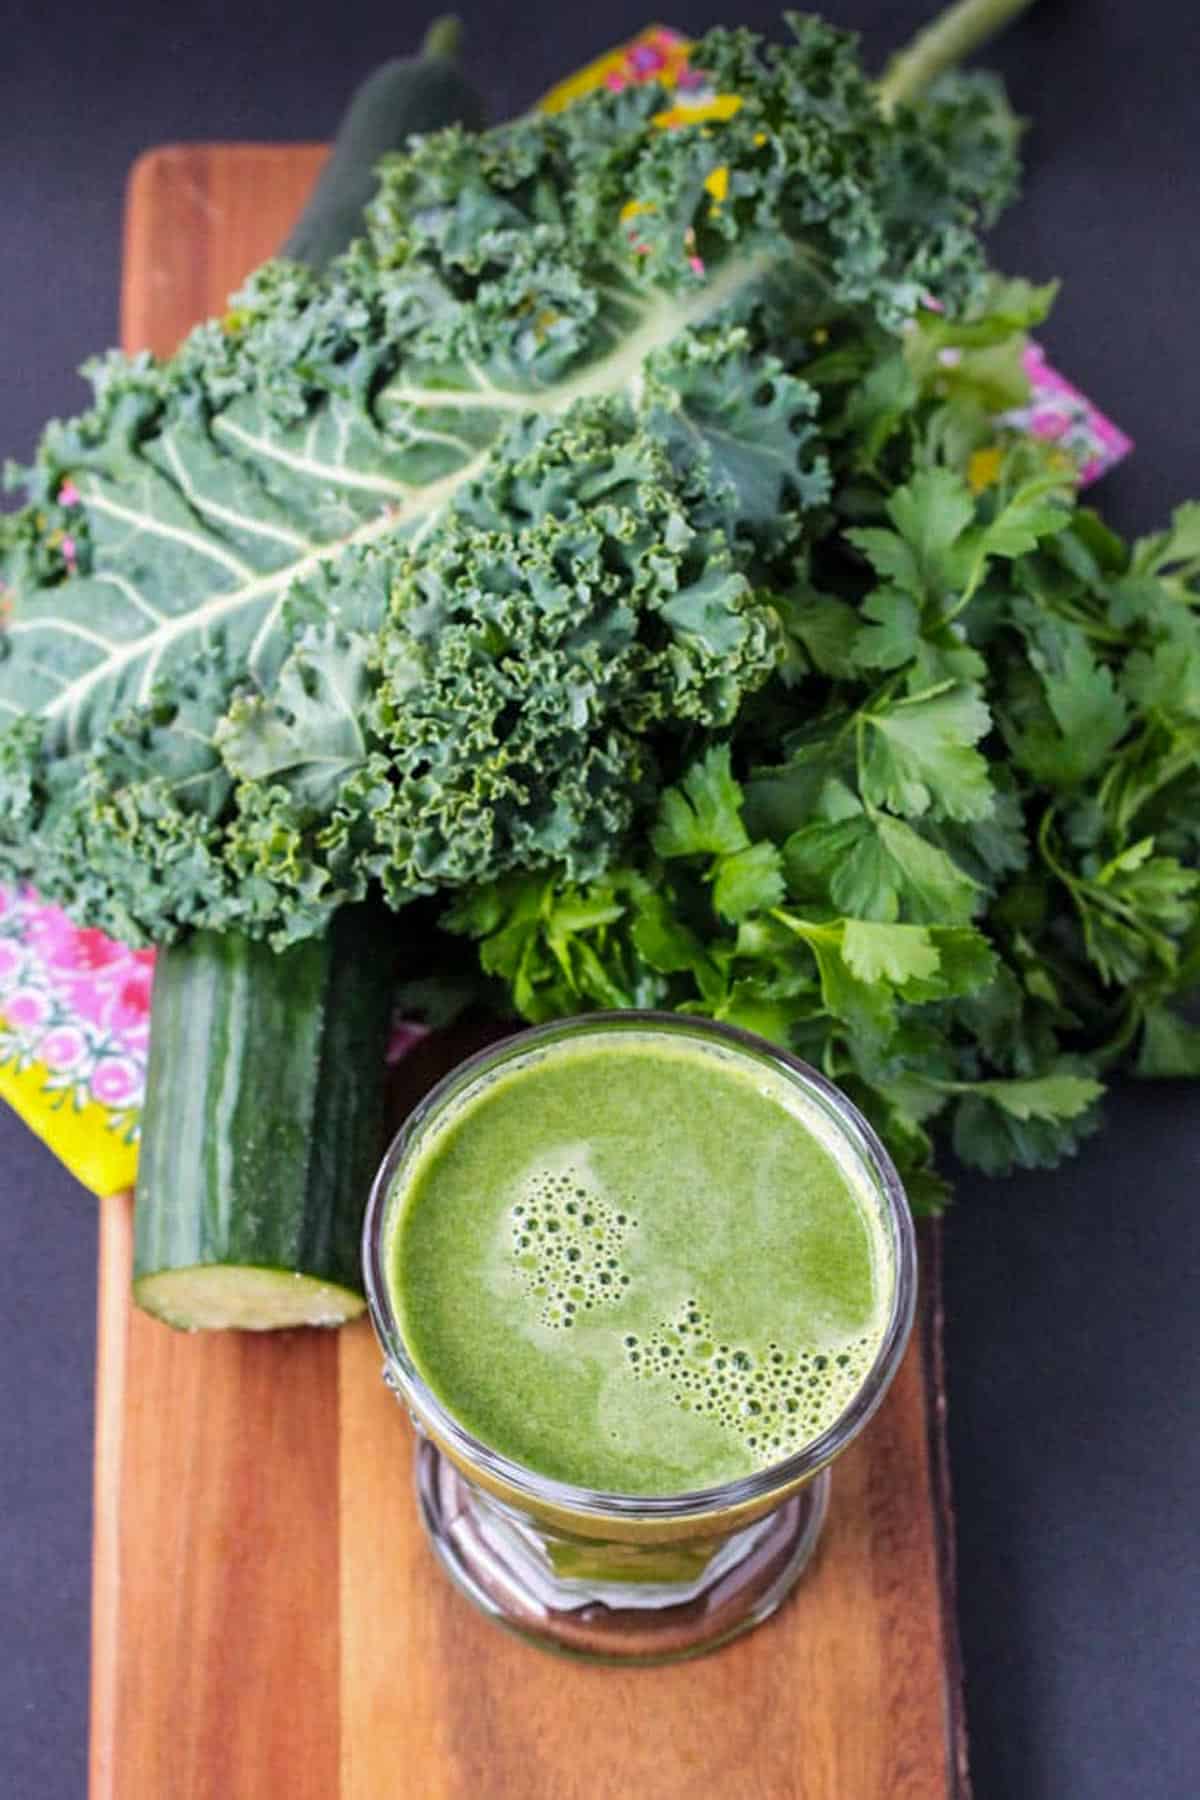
[385,1027,896,1497]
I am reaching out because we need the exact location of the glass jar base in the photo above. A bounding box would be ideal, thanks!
[415,1440,831,1664]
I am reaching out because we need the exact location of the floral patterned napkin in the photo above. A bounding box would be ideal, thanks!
[0,888,150,1192]
[0,25,1133,1196]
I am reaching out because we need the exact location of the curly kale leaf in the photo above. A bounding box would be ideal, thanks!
[0,16,1016,945]
[0,400,779,944]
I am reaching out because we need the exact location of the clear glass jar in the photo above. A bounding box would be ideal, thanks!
[363,1012,917,1664]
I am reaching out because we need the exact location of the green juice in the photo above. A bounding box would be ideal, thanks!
[385,1026,895,1497]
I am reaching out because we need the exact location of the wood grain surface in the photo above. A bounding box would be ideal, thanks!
[90,144,968,1800]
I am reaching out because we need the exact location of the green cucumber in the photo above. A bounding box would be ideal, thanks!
[281,17,486,272]
[134,907,396,1330]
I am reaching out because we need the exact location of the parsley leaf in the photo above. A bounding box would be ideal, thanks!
[712,841,787,922]
[652,745,749,859]
[784,810,980,923]
[861,685,994,819]
[1136,1004,1200,1077]
[1004,608,1130,787]
[950,1068,1104,1175]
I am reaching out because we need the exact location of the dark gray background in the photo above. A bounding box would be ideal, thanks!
[2,3,1197,1795]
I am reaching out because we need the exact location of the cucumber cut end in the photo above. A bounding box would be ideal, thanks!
[133,1265,367,1332]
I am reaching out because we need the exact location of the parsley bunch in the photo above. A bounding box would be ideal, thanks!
[445,278,1200,1208]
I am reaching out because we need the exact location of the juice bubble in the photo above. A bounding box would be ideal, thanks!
[507,1162,636,1330]
[626,1301,876,1468]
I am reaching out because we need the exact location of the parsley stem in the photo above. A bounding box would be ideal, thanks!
[877,0,1040,114]
[1096,1000,1144,1066]
[1035,802,1097,936]
[1036,803,1069,885]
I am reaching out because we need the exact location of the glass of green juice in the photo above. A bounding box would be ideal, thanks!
[363,1012,916,1664]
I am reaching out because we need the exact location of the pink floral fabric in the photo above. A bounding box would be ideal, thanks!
[0,881,428,1149]
[0,885,152,1140]
[1009,344,1133,485]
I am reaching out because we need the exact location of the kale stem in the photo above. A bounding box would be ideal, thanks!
[877,0,1040,114]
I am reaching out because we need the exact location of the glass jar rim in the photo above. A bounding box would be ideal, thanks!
[362,1011,917,1525]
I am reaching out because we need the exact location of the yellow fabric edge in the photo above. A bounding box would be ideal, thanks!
[538,24,693,112]
[0,1031,136,1196]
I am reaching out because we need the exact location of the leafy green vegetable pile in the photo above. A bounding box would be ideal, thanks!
[2,12,1198,1212]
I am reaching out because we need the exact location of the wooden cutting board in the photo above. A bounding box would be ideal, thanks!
[89,145,969,1800]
